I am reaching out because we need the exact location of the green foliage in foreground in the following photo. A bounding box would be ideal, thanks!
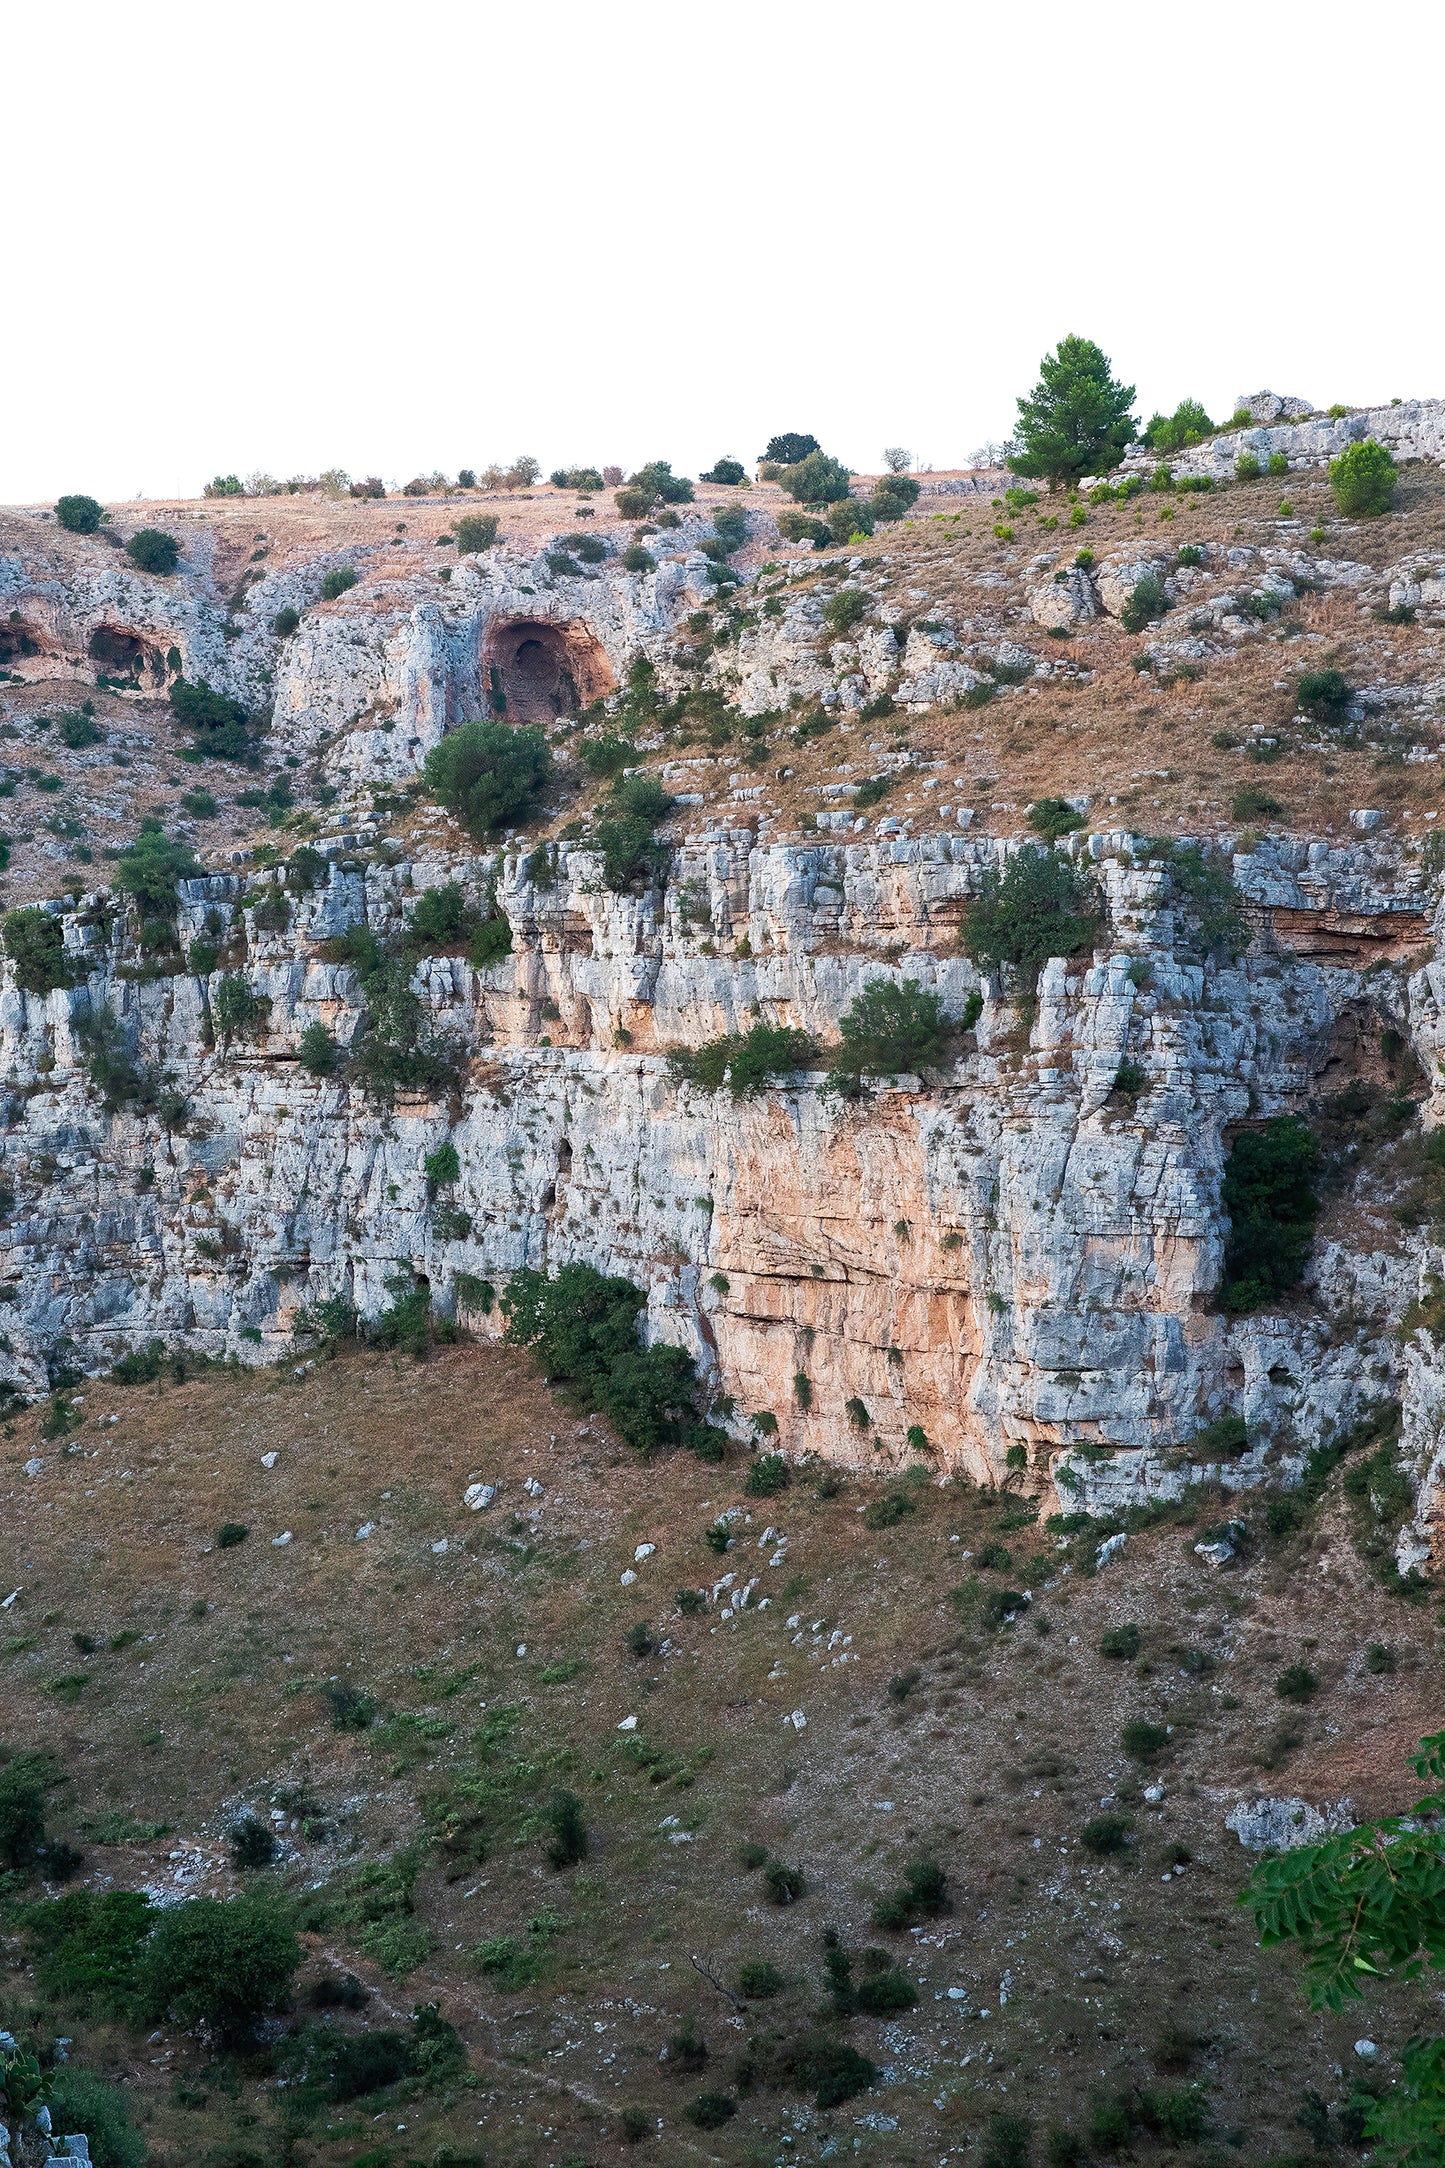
[1242,1730,1445,2166]
[1330,437,1397,517]
[502,1261,700,1454]
[670,1021,818,1097]
[828,978,952,1087]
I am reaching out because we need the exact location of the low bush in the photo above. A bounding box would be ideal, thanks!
[1231,783,1283,821]
[1330,438,1397,517]
[132,1895,299,2042]
[1175,474,1214,494]
[1235,452,1261,482]
[125,528,180,574]
[762,1858,805,1904]
[1081,1811,1135,1856]
[169,675,252,760]
[862,1487,916,1531]
[746,1452,790,1496]
[57,494,105,532]
[1099,1623,1140,1660]
[43,2067,146,2168]
[1221,1115,1319,1312]
[961,846,1099,994]
[1121,1719,1168,1761]
[738,1958,784,1998]
[0,1750,53,1869]
[1144,399,1214,454]
[824,1935,916,2015]
[545,1786,588,1867]
[622,543,655,573]
[1120,574,1168,633]
[320,565,358,601]
[424,719,550,838]
[871,1854,950,1929]
[779,450,852,505]
[216,1521,249,1548]
[1297,666,1352,721]
[297,1019,340,1076]
[1191,1412,1249,1458]
[980,2113,1033,2168]
[828,497,873,543]
[228,1815,278,1870]
[828,977,951,1086]
[671,1021,817,1098]
[872,473,921,520]
[1028,796,1083,843]
[455,513,500,553]
[1275,1663,1318,1704]
[4,906,72,994]
[503,1261,698,1453]
[821,587,868,635]
[777,510,830,544]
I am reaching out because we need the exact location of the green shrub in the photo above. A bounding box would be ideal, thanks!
[0,1750,52,1868]
[56,494,105,533]
[1012,335,1136,485]
[961,845,1099,992]
[822,587,868,635]
[685,2091,737,2129]
[1268,451,1290,478]
[980,2112,1033,2168]
[1099,1623,1140,1660]
[228,1815,278,1870]
[872,473,921,520]
[216,1521,249,1548]
[828,977,951,1086]
[1175,474,1214,494]
[746,1452,790,1496]
[1235,452,1261,482]
[1121,1719,1168,1761]
[320,565,358,600]
[871,1854,949,1929]
[424,719,550,838]
[828,497,873,544]
[169,676,252,761]
[503,1261,697,1453]
[622,543,655,573]
[762,1858,805,1904]
[862,1488,916,1531]
[1112,1060,1146,1097]
[4,906,72,994]
[1120,574,1168,633]
[273,605,300,637]
[214,974,265,1041]
[453,512,500,554]
[1191,1412,1249,1458]
[1028,796,1083,842]
[793,1371,813,1410]
[1329,438,1397,517]
[408,881,477,954]
[468,912,512,967]
[1143,399,1214,454]
[1080,1812,1135,1856]
[1297,667,1352,720]
[1275,1663,1318,1704]
[117,826,201,917]
[424,1141,460,1188]
[545,1786,588,1867]
[1138,2085,1208,2143]
[777,510,830,544]
[779,450,853,505]
[125,527,179,574]
[672,1021,817,1098]
[43,2066,146,2168]
[711,503,749,551]
[1231,784,1283,821]
[778,2029,878,2108]
[57,707,103,747]
[738,1958,784,1998]
[1365,1642,1396,1674]
[133,1895,299,2041]
[1221,1115,1319,1312]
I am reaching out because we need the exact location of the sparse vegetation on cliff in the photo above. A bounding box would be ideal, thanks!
[423,719,550,839]
[960,846,1100,992]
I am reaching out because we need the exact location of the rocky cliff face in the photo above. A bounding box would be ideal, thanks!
[5,816,1442,1571]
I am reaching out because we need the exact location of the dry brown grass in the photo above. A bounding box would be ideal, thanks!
[3,1344,1440,2164]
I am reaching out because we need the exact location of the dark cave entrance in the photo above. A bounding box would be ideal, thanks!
[88,626,166,684]
[485,618,613,723]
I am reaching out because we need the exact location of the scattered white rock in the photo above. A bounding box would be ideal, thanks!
[634,1542,655,1561]
[272,1531,292,1547]
[620,1568,637,1585]
[786,1708,807,1731]
[355,1522,375,1540]
[617,1714,638,1731]
[260,1451,278,1468]
[463,1483,497,1511]
[1226,1796,1356,1850]
[1095,1532,1127,1571]
[23,1458,42,1477]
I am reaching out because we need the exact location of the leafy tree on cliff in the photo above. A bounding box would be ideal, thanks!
[1013,335,1137,485]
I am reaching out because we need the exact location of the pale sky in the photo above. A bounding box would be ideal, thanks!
[5,0,1442,505]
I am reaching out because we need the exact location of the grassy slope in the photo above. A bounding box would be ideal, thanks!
[1,1343,1440,2166]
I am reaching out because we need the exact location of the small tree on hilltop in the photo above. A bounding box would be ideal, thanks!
[1013,335,1137,486]
[125,528,180,574]
[1329,438,1397,517]
[762,433,820,466]
[55,493,104,533]
[780,450,853,506]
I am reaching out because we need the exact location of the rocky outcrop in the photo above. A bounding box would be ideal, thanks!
[1,824,1438,1545]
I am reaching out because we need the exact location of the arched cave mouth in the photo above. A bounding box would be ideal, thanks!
[88,626,167,684]
[485,618,613,723]
[0,616,56,666]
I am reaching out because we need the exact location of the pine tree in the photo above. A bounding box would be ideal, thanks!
[1013,335,1137,485]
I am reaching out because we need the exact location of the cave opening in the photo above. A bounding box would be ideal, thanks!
[88,626,166,683]
[485,618,613,723]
